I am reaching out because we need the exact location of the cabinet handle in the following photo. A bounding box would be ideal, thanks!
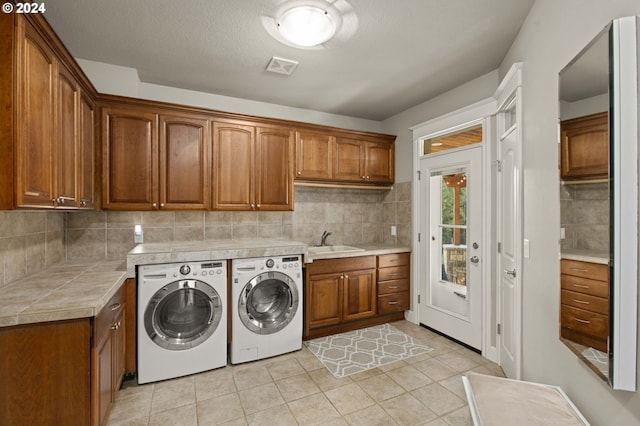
[110,303,121,311]
[570,268,589,272]
[388,301,398,305]
[572,284,589,289]
[571,299,590,305]
[574,318,591,324]
[388,285,398,289]
[389,273,401,277]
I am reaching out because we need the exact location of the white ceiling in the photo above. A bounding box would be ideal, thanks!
[44,0,534,121]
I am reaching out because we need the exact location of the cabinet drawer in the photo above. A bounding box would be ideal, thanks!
[378,279,410,295]
[378,253,410,268]
[378,291,409,314]
[94,285,126,342]
[560,274,609,298]
[560,304,608,340]
[307,256,376,275]
[560,259,608,281]
[378,265,409,281]
[561,289,609,315]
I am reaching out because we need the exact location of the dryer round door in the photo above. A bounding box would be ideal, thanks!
[144,279,222,350]
[238,271,299,335]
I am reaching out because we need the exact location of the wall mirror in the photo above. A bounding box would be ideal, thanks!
[558,16,638,391]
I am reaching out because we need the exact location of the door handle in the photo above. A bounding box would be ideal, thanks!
[504,268,516,278]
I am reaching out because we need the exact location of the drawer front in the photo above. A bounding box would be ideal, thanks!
[378,253,410,268]
[560,274,609,298]
[94,285,126,342]
[561,259,608,281]
[307,256,377,275]
[378,265,409,282]
[378,291,410,314]
[560,304,608,339]
[378,279,410,295]
[561,289,609,315]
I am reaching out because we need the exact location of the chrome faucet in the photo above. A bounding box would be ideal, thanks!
[320,230,332,246]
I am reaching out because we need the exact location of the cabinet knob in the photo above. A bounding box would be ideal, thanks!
[152,203,157,208]
[361,176,366,179]
[366,176,370,180]
[160,203,165,208]
[297,171,302,175]
[256,204,260,209]
[344,274,349,279]
[251,204,255,209]
[80,199,87,207]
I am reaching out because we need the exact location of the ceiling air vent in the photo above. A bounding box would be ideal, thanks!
[266,56,299,75]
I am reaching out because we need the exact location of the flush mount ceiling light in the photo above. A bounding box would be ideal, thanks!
[262,0,357,49]
[277,6,336,47]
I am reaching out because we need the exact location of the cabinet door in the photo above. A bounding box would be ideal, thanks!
[307,272,343,329]
[334,137,364,181]
[256,127,294,211]
[78,92,95,209]
[93,328,113,426]
[560,112,608,179]
[112,308,126,400]
[102,107,158,210]
[56,64,79,207]
[364,141,394,183]
[343,269,377,321]
[295,130,333,180]
[16,21,56,207]
[212,122,254,210]
[159,114,211,210]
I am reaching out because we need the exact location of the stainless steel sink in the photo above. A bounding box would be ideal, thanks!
[308,245,365,254]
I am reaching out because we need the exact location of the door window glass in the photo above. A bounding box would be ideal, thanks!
[423,124,482,155]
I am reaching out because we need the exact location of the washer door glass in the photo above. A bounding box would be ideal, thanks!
[144,280,222,351]
[239,271,299,335]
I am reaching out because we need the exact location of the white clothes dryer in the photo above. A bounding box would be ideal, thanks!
[231,255,303,364]
[137,260,227,384]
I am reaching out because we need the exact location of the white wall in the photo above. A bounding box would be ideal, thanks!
[381,71,499,183]
[499,1,640,424]
[76,59,382,134]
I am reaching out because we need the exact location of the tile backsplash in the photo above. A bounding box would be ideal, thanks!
[1,183,412,287]
[560,182,609,251]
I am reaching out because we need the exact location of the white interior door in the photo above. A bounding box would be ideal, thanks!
[496,78,523,379]
[419,146,483,350]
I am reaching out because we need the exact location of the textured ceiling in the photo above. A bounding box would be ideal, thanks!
[44,0,534,121]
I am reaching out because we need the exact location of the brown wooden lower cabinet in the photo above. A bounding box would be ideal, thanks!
[0,280,134,426]
[304,253,409,339]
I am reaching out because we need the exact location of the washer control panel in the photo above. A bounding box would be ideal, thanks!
[172,261,225,279]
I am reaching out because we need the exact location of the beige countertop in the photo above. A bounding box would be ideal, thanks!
[0,260,127,328]
[561,249,610,265]
[304,243,411,263]
[0,239,408,328]
[126,238,308,277]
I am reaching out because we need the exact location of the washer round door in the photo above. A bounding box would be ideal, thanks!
[144,280,222,350]
[238,271,299,335]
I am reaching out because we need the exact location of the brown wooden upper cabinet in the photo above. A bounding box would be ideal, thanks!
[560,112,609,180]
[1,15,95,210]
[102,105,211,210]
[213,121,294,211]
[295,131,395,185]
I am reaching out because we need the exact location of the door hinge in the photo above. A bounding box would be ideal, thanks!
[497,242,501,253]
[418,233,421,242]
[493,160,502,172]
[418,294,421,304]
[417,170,422,180]
[497,323,501,335]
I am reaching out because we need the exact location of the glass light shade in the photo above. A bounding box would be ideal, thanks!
[277,6,336,47]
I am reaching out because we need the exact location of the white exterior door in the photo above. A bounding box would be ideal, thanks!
[419,146,483,350]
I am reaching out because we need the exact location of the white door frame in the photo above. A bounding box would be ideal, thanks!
[410,98,497,360]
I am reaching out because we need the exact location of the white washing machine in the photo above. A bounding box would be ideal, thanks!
[137,260,227,384]
[231,255,303,364]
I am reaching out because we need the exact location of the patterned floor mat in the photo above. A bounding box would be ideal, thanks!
[304,323,433,378]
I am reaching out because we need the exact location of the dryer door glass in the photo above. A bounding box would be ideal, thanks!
[145,280,222,350]
[239,271,299,335]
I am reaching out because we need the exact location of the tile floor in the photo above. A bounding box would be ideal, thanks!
[107,321,504,426]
